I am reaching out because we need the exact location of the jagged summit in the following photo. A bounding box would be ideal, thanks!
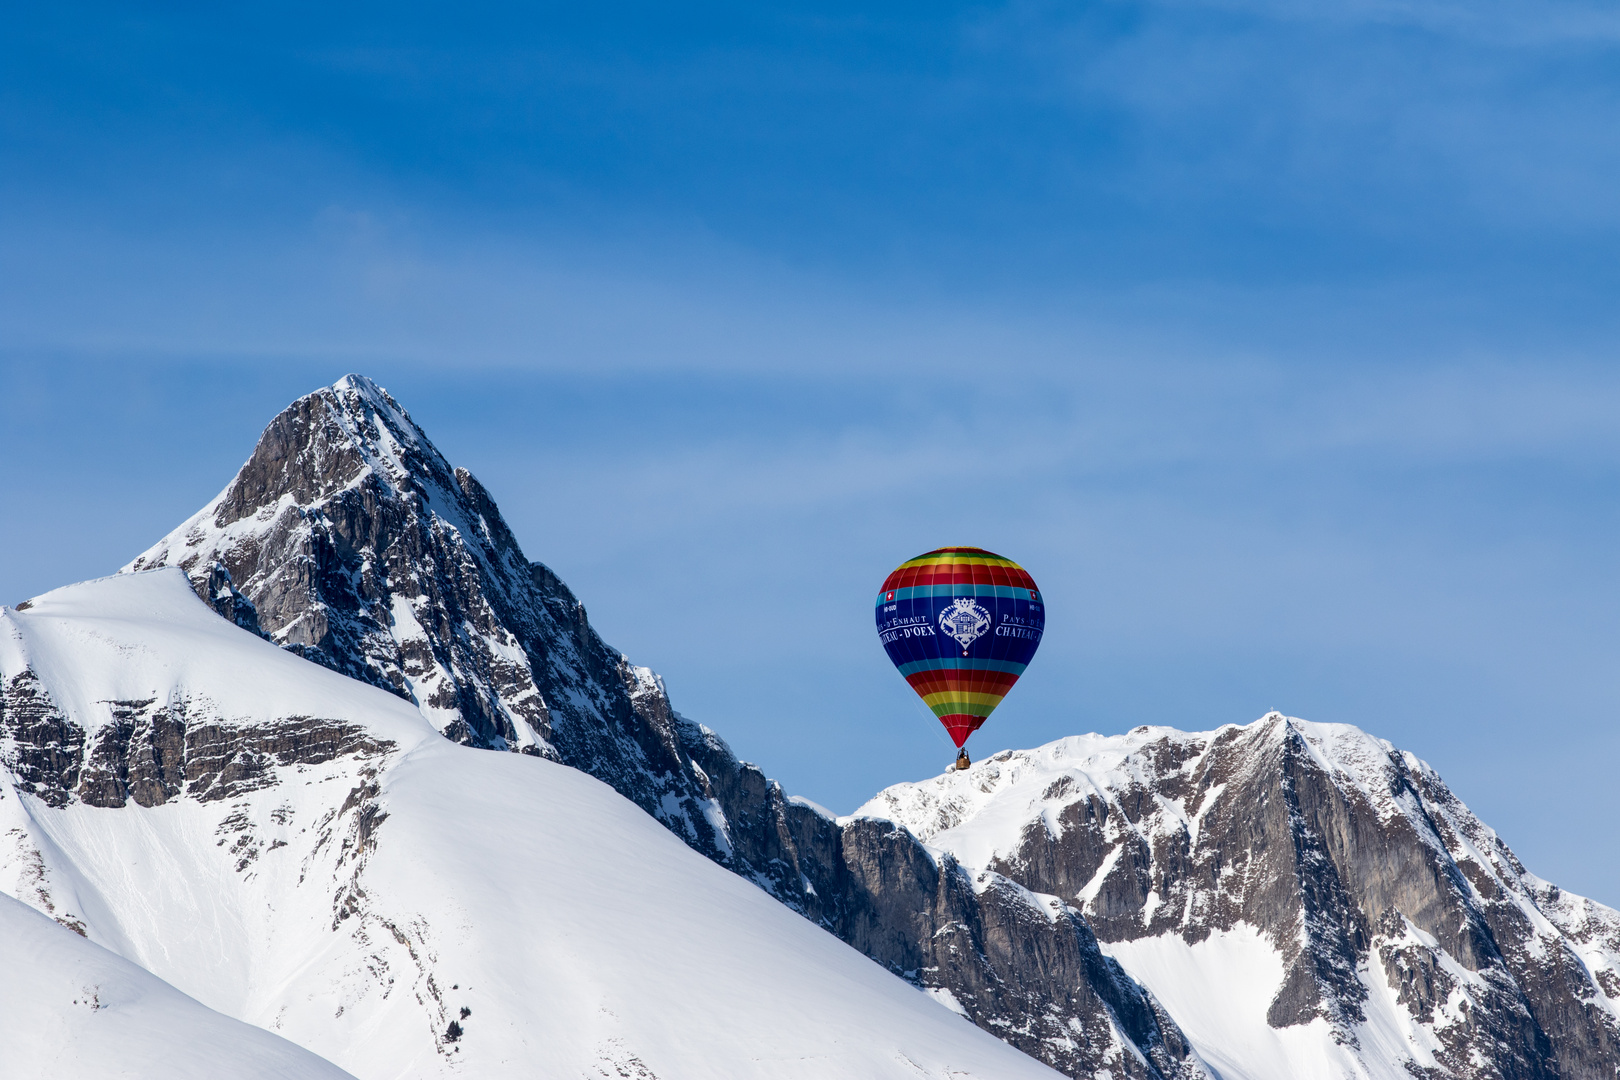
[127,374,575,754]
[94,375,1620,1079]
[122,374,747,857]
[857,712,1620,1079]
[0,572,1065,1080]
[137,375,438,554]
[850,713,1441,854]
[110,374,1210,1080]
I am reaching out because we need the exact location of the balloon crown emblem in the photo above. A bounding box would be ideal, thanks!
[939,598,992,653]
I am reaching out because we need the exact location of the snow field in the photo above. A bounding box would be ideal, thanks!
[854,716,1620,1080]
[1,572,1064,1080]
[0,892,357,1080]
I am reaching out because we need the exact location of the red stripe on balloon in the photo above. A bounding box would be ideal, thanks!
[938,714,987,748]
[904,671,1020,695]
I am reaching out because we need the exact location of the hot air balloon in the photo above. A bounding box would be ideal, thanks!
[875,547,1044,757]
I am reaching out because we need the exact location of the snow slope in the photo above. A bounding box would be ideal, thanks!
[0,571,1061,1080]
[852,721,1620,1080]
[110,374,1204,1080]
[0,891,357,1080]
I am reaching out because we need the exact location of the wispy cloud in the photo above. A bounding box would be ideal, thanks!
[5,0,1620,902]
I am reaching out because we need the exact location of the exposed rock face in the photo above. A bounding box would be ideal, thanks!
[126,377,745,858]
[120,375,1203,1080]
[0,573,1081,1080]
[0,670,393,810]
[857,716,1620,1079]
[112,374,1620,1078]
[0,671,84,808]
[833,817,1200,1078]
[128,379,553,753]
[677,724,1202,1077]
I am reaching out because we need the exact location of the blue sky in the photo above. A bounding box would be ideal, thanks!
[4,2,1619,901]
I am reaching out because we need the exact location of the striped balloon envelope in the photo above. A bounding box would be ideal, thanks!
[875,547,1044,748]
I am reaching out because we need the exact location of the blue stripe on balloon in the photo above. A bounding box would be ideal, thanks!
[895,658,1028,676]
[875,584,1037,606]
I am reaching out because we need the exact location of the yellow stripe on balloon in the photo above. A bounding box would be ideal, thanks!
[920,691,1008,712]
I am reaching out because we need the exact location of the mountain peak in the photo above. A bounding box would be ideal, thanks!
[857,711,1620,1078]
[123,375,548,751]
[112,375,1214,1080]
[0,572,1064,1080]
[325,373,427,454]
[330,371,392,402]
[223,374,434,524]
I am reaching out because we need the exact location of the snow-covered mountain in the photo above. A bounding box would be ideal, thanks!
[855,718,1620,1079]
[9,372,1615,1080]
[117,374,1205,1080]
[0,570,1065,1079]
[1,890,356,1080]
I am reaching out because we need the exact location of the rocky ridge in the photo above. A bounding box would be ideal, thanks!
[9,373,1617,1078]
[0,571,1067,1080]
[90,374,1620,1079]
[112,375,1203,1080]
[0,664,390,812]
[857,717,1620,1079]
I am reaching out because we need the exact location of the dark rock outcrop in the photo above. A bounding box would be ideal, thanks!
[0,672,393,809]
[860,716,1620,1079]
[680,727,1199,1076]
[113,374,1620,1078]
[121,374,1204,1079]
[0,671,85,808]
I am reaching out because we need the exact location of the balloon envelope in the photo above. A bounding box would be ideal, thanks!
[875,547,1044,748]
